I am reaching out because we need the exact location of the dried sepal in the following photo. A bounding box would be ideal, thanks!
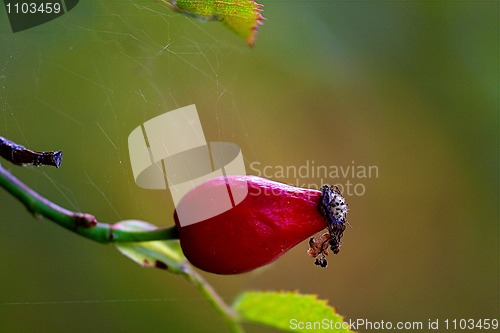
[307,232,331,268]
[309,185,349,268]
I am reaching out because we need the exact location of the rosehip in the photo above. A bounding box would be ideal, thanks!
[173,176,348,274]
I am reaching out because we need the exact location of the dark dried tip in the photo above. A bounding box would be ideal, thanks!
[33,150,62,168]
[318,185,348,255]
[50,151,63,168]
[315,256,328,268]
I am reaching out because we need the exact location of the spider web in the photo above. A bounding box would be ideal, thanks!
[0,0,258,320]
[1,2,499,332]
[0,0,253,223]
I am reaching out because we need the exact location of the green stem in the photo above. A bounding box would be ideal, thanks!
[0,163,179,243]
[183,266,244,333]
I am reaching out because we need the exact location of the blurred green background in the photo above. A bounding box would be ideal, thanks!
[1,1,498,332]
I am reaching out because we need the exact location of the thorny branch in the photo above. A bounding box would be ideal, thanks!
[0,136,178,243]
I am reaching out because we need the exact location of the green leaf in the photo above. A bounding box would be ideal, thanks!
[233,291,355,333]
[114,220,187,274]
[161,0,265,46]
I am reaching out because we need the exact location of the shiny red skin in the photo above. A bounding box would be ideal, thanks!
[174,176,326,274]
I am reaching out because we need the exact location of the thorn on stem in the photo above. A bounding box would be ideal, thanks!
[73,213,97,228]
[154,260,169,270]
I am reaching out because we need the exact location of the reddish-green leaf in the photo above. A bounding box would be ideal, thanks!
[162,0,265,46]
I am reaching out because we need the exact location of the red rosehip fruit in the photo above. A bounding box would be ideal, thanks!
[173,176,346,274]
